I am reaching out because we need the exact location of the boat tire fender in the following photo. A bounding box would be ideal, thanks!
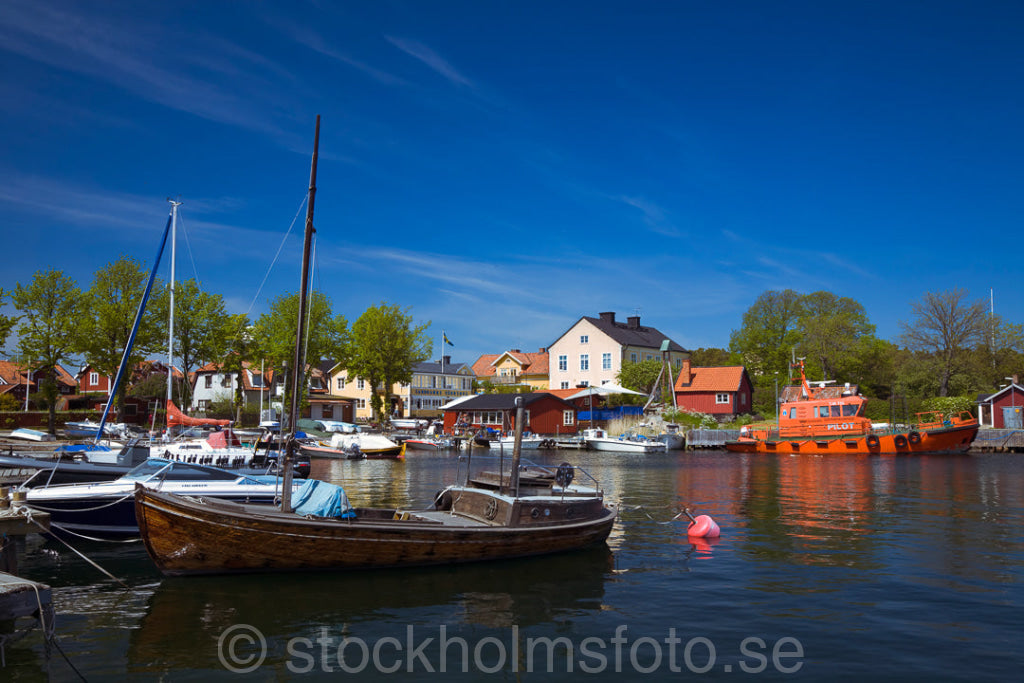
[555,462,575,488]
[433,489,453,511]
[908,431,921,445]
[866,435,880,449]
[894,435,908,449]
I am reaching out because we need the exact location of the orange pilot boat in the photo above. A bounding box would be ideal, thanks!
[724,361,979,455]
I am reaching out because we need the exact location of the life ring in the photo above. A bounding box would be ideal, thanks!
[894,435,908,449]
[555,462,575,488]
[908,431,921,445]
[866,435,880,448]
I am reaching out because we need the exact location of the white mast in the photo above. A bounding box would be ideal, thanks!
[167,199,180,406]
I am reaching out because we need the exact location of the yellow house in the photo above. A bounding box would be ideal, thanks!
[471,348,550,390]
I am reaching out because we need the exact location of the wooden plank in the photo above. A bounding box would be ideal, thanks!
[0,572,52,621]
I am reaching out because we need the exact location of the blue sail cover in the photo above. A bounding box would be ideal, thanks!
[291,479,356,519]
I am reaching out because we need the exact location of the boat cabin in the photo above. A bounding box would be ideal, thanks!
[775,362,871,438]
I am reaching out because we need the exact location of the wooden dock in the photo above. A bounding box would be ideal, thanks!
[970,429,1024,452]
[685,429,741,449]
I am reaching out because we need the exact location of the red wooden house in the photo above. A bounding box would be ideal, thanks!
[673,359,753,417]
[978,380,1024,428]
[442,392,578,436]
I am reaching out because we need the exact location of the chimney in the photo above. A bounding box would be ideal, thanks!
[599,311,615,324]
[627,315,640,329]
[538,347,546,353]
[680,358,692,385]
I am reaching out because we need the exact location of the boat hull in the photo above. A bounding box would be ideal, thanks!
[135,486,617,576]
[586,439,667,454]
[724,420,979,455]
[299,443,404,459]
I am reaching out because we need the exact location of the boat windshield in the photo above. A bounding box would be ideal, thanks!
[122,458,242,482]
[843,404,861,417]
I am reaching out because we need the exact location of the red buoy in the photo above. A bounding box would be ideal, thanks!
[688,514,720,538]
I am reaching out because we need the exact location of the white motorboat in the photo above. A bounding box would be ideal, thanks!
[582,428,668,453]
[496,433,554,450]
[23,458,305,539]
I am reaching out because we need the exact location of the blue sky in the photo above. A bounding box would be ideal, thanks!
[2,1,1022,368]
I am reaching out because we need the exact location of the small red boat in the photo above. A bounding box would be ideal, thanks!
[724,361,979,455]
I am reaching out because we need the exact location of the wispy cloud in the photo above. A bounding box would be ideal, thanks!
[0,1,289,138]
[617,195,682,237]
[385,36,473,87]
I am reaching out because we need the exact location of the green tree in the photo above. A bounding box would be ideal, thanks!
[77,257,164,414]
[149,278,232,407]
[689,347,734,367]
[12,269,83,434]
[253,292,348,416]
[0,288,16,348]
[798,291,875,380]
[616,359,663,397]
[347,303,429,422]
[729,289,803,379]
[899,289,987,397]
[221,316,256,424]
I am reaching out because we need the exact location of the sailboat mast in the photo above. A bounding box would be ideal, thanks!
[281,115,320,512]
[167,200,180,409]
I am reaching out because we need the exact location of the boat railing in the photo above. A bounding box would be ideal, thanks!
[455,453,600,494]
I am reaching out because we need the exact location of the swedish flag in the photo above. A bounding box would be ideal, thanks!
[443,331,454,346]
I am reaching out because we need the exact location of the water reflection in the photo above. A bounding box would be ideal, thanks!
[127,546,614,673]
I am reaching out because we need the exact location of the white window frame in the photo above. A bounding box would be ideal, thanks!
[89,372,99,386]
[558,355,567,371]
[602,353,612,371]
[580,354,589,371]
[580,335,589,344]
[563,410,575,426]
[716,393,730,404]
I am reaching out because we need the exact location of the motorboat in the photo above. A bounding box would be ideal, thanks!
[582,428,668,453]
[24,457,305,539]
[300,432,404,459]
[724,360,979,455]
[496,433,555,450]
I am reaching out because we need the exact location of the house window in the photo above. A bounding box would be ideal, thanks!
[602,353,612,371]
[558,355,567,371]
[561,382,570,390]
[563,410,575,426]
[204,376,213,389]
[357,379,365,390]
[716,393,730,404]
[630,353,638,363]
[741,393,746,406]
[580,354,589,371]
[580,335,589,344]
[89,372,99,386]
[322,406,333,418]
[357,399,366,409]
[337,377,345,390]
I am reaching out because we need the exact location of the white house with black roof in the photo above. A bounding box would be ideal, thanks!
[546,311,689,390]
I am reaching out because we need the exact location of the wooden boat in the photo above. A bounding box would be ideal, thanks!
[134,453,616,575]
[133,119,617,576]
[724,361,979,455]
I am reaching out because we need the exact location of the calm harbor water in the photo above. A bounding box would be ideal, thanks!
[6,449,1024,681]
